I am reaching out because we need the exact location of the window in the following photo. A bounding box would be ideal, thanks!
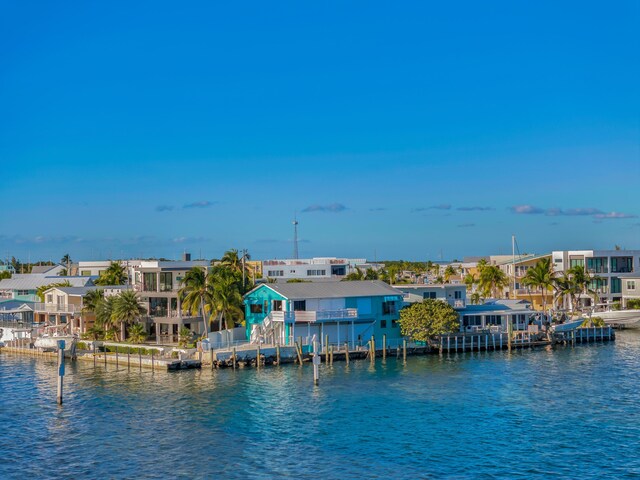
[268,270,284,277]
[307,270,327,276]
[627,281,636,291]
[463,315,482,327]
[81,270,91,276]
[422,292,437,299]
[391,319,398,328]
[331,266,346,276]
[149,297,168,316]
[293,300,306,311]
[382,301,396,315]
[250,304,263,314]
[143,272,157,292]
[159,272,173,292]
[17,290,30,296]
[46,294,53,303]
[611,257,633,273]
[569,258,584,268]
[380,320,387,328]
[273,300,283,311]
[587,257,608,274]
[454,290,462,299]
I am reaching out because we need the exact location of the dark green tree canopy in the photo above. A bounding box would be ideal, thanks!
[399,299,460,342]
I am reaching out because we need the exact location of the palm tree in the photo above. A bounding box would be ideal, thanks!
[553,272,581,314]
[61,254,72,274]
[343,267,365,281]
[209,270,244,331]
[179,267,213,337]
[444,265,457,283]
[112,290,147,342]
[567,265,600,310]
[127,323,147,344]
[470,292,482,305]
[95,295,117,338]
[83,289,105,315]
[478,265,508,299]
[463,273,477,291]
[521,258,554,312]
[94,261,128,285]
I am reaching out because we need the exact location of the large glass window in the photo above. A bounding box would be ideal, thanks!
[586,257,608,274]
[611,257,633,273]
[569,258,585,268]
[382,301,396,315]
[159,272,173,292]
[611,277,622,294]
[293,300,306,311]
[250,304,263,314]
[149,297,168,316]
[143,273,157,292]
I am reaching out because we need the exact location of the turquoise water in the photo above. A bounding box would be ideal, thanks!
[1,332,639,479]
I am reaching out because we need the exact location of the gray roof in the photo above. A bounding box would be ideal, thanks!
[0,275,94,291]
[30,265,63,274]
[255,280,402,300]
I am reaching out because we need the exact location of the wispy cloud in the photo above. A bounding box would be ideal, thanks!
[155,205,174,212]
[172,236,209,243]
[183,200,216,209]
[593,212,638,219]
[510,205,545,214]
[430,204,452,210]
[369,207,386,212]
[457,206,493,211]
[457,223,475,228]
[509,205,631,219]
[302,203,347,213]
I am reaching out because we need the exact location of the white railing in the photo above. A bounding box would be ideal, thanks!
[33,302,80,314]
[270,309,358,323]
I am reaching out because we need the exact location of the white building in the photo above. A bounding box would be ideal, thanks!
[393,284,467,309]
[261,257,379,281]
[552,249,640,307]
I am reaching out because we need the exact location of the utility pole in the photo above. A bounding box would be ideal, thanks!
[292,215,299,260]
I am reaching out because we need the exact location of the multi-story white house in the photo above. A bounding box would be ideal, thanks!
[393,284,467,309]
[552,249,640,307]
[261,257,380,281]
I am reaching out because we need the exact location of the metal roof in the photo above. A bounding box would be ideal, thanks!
[252,280,402,300]
[0,275,94,291]
[30,265,63,274]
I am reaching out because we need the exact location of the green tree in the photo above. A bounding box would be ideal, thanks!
[95,295,118,337]
[470,292,482,305]
[209,268,244,331]
[0,270,12,280]
[521,257,554,311]
[399,299,460,342]
[478,265,508,299]
[342,267,365,281]
[179,266,213,336]
[127,323,147,344]
[94,262,128,285]
[443,265,457,283]
[178,326,193,347]
[112,290,147,342]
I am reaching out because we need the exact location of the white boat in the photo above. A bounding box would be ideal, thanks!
[0,326,33,343]
[33,325,76,351]
[550,318,585,332]
[590,309,640,329]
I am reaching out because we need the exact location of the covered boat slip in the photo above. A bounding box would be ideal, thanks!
[460,308,544,333]
[253,312,377,350]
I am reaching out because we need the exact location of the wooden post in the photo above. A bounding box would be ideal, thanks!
[151,350,154,370]
[463,335,466,351]
[439,336,443,355]
[115,347,119,368]
[57,340,65,405]
[325,335,329,363]
[312,340,320,386]
[447,336,450,352]
[345,342,349,365]
[233,347,237,370]
[371,335,375,358]
[507,322,512,353]
[93,342,96,367]
[382,334,386,360]
[139,349,142,371]
[455,336,458,352]
[211,348,214,370]
[276,344,280,365]
[296,341,303,366]
[329,345,333,366]
[104,345,107,367]
[256,345,261,370]
[128,347,131,368]
[402,338,407,365]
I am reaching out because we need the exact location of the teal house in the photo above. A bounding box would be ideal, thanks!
[243,280,404,347]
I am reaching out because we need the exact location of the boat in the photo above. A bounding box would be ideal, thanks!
[550,318,585,332]
[587,304,640,329]
[33,325,76,351]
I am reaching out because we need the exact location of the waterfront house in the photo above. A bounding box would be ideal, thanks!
[552,249,640,308]
[494,253,552,309]
[243,280,403,347]
[393,284,466,309]
[457,301,536,333]
[260,257,382,281]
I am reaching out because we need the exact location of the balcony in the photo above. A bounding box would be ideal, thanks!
[270,308,358,323]
[33,303,80,314]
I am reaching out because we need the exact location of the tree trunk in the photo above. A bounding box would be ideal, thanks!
[200,299,208,338]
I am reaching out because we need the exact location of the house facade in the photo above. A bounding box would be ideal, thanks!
[260,257,379,281]
[243,280,403,348]
[494,254,552,310]
[393,284,467,309]
[552,249,640,307]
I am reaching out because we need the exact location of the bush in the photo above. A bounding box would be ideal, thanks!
[399,299,460,342]
[627,299,640,310]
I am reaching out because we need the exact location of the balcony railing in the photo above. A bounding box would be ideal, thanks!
[270,308,358,323]
[33,303,80,314]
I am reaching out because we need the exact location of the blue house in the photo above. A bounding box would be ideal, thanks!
[243,280,404,347]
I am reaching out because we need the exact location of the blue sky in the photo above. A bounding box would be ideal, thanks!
[1,1,638,262]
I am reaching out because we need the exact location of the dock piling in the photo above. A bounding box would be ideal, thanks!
[382,334,387,361]
[345,342,349,365]
[312,340,319,386]
[402,339,407,365]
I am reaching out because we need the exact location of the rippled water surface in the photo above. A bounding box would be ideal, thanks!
[2,332,639,479]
